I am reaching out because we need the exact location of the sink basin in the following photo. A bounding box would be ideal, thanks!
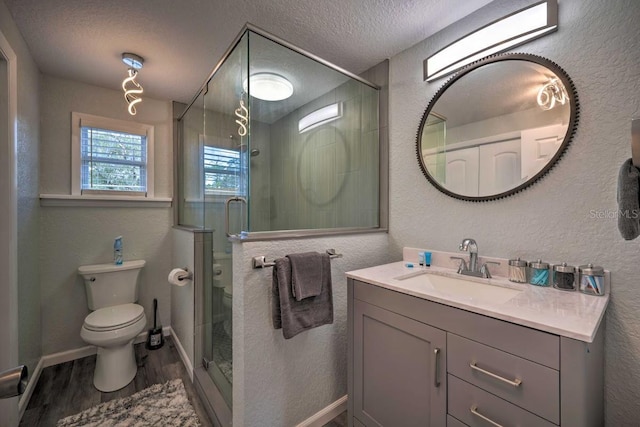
[395,271,522,305]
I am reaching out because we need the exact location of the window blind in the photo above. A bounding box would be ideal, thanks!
[204,146,240,194]
[80,126,147,193]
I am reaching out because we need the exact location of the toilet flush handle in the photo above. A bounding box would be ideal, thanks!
[89,277,96,282]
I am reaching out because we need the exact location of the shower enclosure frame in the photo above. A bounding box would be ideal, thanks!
[176,23,388,240]
[173,22,389,426]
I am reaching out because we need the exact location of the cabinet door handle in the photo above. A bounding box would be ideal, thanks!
[470,361,522,387]
[470,405,505,427]
[433,348,441,387]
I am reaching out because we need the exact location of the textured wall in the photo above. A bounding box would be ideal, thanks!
[16,33,41,389]
[171,228,195,366]
[39,76,174,354]
[40,75,173,197]
[232,233,391,427]
[388,0,640,423]
[0,0,42,389]
[0,1,41,422]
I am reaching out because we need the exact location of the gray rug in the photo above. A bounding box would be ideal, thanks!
[56,379,201,427]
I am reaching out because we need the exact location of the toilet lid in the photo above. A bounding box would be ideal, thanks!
[84,303,145,332]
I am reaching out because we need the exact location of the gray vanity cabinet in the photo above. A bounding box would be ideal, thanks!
[352,299,447,426]
[347,278,604,427]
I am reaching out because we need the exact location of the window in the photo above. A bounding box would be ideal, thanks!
[203,145,241,195]
[72,112,154,197]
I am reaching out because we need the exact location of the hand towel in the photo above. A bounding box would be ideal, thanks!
[617,158,640,240]
[287,251,327,301]
[272,256,333,339]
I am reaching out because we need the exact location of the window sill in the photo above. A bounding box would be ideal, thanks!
[39,194,172,208]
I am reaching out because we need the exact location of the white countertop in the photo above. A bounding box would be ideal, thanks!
[347,261,609,343]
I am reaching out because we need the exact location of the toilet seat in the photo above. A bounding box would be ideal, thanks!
[84,303,145,332]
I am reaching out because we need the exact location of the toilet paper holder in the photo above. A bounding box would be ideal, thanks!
[178,268,193,281]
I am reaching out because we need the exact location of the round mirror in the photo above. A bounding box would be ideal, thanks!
[417,53,579,201]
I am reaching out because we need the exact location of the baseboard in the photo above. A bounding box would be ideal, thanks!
[42,345,97,368]
[170,327,194,382]
[39,326,172,367]
[18,357,44,419]
[133,325,171,345]
[295,395,348,427]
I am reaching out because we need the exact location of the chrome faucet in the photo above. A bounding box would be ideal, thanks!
[459,238,479,273]
[451,238,501,279]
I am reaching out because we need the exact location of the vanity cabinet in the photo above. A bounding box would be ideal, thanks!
[347,278,604,427]
[352,299,447,426]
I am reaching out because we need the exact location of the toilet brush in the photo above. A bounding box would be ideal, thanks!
[146,298,164,350]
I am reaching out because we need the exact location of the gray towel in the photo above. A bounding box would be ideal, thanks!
[272,256,333,339]
[287,251,326,301]
[617,158,640,240]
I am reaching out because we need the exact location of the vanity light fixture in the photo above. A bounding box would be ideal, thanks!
[298,102,343,134]
[121,52,144,115]
[243,72,293,101]
[537,78,568,110]
[424,0,558,82]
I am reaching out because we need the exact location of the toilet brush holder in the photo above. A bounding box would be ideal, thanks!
[146,298,164,350]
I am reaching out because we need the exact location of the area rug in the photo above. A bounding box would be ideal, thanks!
[56,379,201,427]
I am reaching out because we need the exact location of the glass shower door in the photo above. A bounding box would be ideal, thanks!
[200,31,249,408]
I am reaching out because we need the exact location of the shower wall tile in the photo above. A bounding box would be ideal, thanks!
[336,97,362,175]
[266,62,386,231]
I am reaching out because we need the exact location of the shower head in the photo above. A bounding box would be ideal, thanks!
[238,143,260,157]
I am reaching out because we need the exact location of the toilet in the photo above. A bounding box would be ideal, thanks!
[78,260,147,392]
[222,284,232,337]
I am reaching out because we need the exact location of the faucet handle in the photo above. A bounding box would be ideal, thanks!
[480,261,501,279]
[450,256,468,273]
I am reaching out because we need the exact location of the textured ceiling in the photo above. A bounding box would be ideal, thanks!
[4,0,494,103]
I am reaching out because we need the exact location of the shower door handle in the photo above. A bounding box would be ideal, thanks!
[225,196,247,237]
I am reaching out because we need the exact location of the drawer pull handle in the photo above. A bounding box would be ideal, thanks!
[433,348,441,387]
[470,362,522,387]
[470,405,505,427]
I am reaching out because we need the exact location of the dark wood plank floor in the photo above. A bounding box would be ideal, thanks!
[20,337,212,427]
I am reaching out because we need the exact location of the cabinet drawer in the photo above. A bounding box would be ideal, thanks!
[448,375,557,427]
[448,333,559,424]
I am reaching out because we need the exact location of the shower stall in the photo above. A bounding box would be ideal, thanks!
[175,24,381,422]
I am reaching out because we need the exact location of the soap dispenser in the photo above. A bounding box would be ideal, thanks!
[114,236,123,265]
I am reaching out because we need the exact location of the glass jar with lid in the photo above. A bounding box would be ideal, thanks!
[508,258,528,283]
[553,263,576,291]
[529,259,550,286]
[578,264,605,296]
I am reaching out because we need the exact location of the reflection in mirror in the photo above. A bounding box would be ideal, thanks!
[417,54,578,201]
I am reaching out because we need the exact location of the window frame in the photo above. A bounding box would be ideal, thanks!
[71,112,155,198]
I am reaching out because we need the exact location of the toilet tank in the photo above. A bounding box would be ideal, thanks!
[78,260,146,310]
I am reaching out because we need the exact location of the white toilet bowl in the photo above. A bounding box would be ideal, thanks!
[80,303,147,392]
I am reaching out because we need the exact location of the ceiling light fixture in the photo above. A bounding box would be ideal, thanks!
[244,72,293,101]
[298,103,342,134]
[424,0,558,82]
[121,52,144,115]
[537,78,568,110]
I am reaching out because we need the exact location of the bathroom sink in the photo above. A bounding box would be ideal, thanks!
[394,271,522,305]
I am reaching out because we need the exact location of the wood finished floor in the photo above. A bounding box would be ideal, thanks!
[20,335,348,427]
[20,337,212,427]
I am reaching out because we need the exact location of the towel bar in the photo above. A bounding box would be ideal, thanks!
[252,249,342,269]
